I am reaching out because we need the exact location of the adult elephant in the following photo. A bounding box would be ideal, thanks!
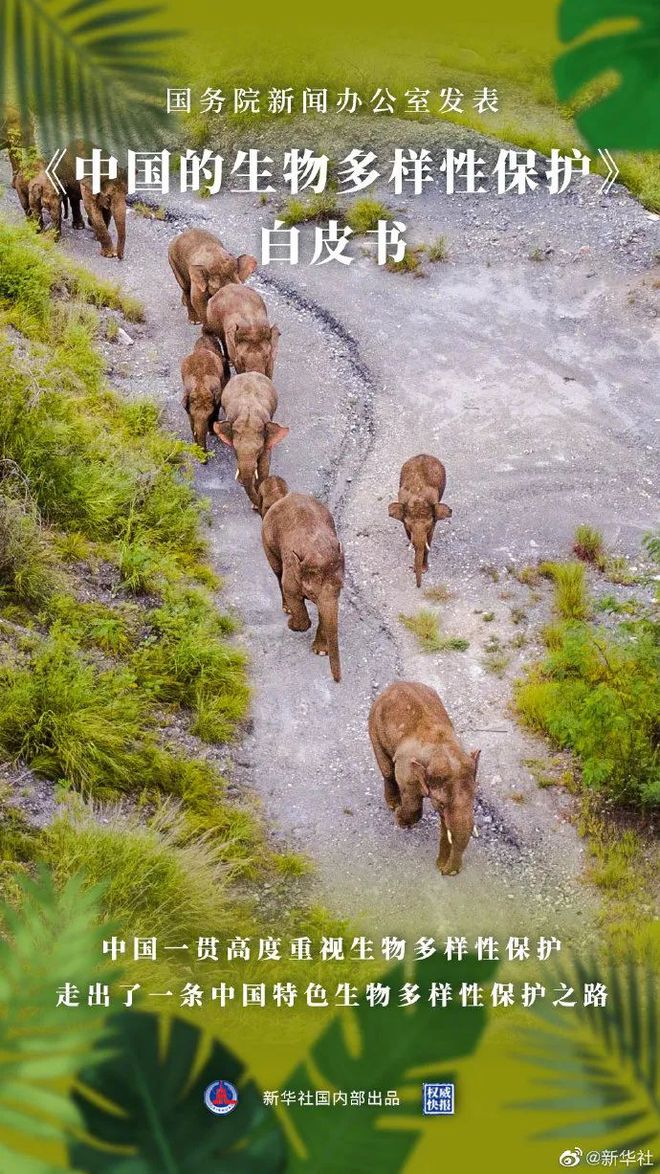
[58,141,127,259]
[168,228,258,326]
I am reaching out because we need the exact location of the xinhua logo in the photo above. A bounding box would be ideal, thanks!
[204,1079,239,1116]
[422,1082,455,1116]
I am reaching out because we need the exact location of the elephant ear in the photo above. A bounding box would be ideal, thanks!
[189,264,209,293]
[264,422,289,450]
[269,325,281,363]
[237,254,258,282]
[388,502,404,521]
[213,421,234,446]
[435,502,452,520]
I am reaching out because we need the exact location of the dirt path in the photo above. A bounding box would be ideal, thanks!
[5,146,657,940]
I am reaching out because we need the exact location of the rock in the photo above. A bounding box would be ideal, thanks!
[117,327,134,346]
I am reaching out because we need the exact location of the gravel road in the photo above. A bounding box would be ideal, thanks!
[4,129,657,942]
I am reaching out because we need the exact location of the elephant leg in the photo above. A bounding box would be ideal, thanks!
[312,610,328,657]
[82,186,114,256]
[263,545,288,612]
[372,744,399,810]
[282,567,310,632]
[102,206,111,227]
[112,193,126,260]
[70,196,84,228]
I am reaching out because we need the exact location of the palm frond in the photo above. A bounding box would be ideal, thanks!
[514,952,660,1150]
[1,0,179,152]
[0,870,112,1169]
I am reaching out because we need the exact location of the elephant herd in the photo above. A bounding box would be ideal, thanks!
[1,109,480,874]
[5,128,127,259]
[169,227,481,875]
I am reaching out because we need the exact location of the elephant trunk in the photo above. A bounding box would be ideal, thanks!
[318,590,341,683]
[444,807,475,875]
[191,415,209,451]
[237,454,259,506]
[413,541,425,589]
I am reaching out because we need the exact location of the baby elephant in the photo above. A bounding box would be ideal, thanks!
[259,476,344,683]
[389,455,452,587]
[180,335,226,453]
[214,374,288,507]
[368,681,480,875]
[27,164,63,238]
[168,228,257,326]
[206,286,280,378]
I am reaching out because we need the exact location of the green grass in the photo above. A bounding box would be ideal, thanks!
[131,201,166,221]
[572,524,605,566]
[539,561,590,620]
[514,560,659,808]
[386,246,424,274]
[43,799,236,942]
[426,236,449,262]
[423,584,452,604]
[399,609,469,652]
[279,190,340,225]
[345,197,391,234]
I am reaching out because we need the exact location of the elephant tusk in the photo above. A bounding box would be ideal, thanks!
[234,468,239,481]
[253,471,258,483]
[472,826,479,839]
[425,542,430,552]
[446,828,453,846]
[408,542,413,551]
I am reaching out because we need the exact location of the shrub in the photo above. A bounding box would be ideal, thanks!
[515,621,659,806]
[0,492,56,607]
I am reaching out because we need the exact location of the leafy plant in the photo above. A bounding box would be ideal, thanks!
[2,0,178,152]
[554,0,660,150]
[282,952,498,1170]
[0,871,111,1171]
[399,609,469,652]
[70,1011,286,1172]
[516,954,659,1148]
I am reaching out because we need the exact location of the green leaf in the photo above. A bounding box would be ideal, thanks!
[1,0,178,152]
[515,953,660,1150]
[554,0,660,149]
[70,1012,287,1172]
[0,870,111,1170]
[281,952,498,1172]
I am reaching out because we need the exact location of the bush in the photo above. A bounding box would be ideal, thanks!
[279,191,340,226]
[573,524,605,565]
[515,621,659,806]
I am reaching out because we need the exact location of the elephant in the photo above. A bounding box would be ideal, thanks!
[388,454,452,587]
[1,108,35,214]
[180,336,227,453]
[27,164,63,238]
[258,476,345,683]
[368,681,480,875]
[168,228,258,326]
[213,374,288,507]
[206,285,280,378]
[58,142,127,258]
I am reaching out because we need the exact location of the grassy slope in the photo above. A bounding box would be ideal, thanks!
[0,217,324,960]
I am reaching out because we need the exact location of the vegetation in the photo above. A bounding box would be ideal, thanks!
[131,201,167,221]
[399,609,469,652]
[345,197,391,234]
[279,191,340,225]
[386,246,425,274]
[0,216,309,945]
[426,236,449,262]
[515,555,659,808]
[572,523,605,565]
